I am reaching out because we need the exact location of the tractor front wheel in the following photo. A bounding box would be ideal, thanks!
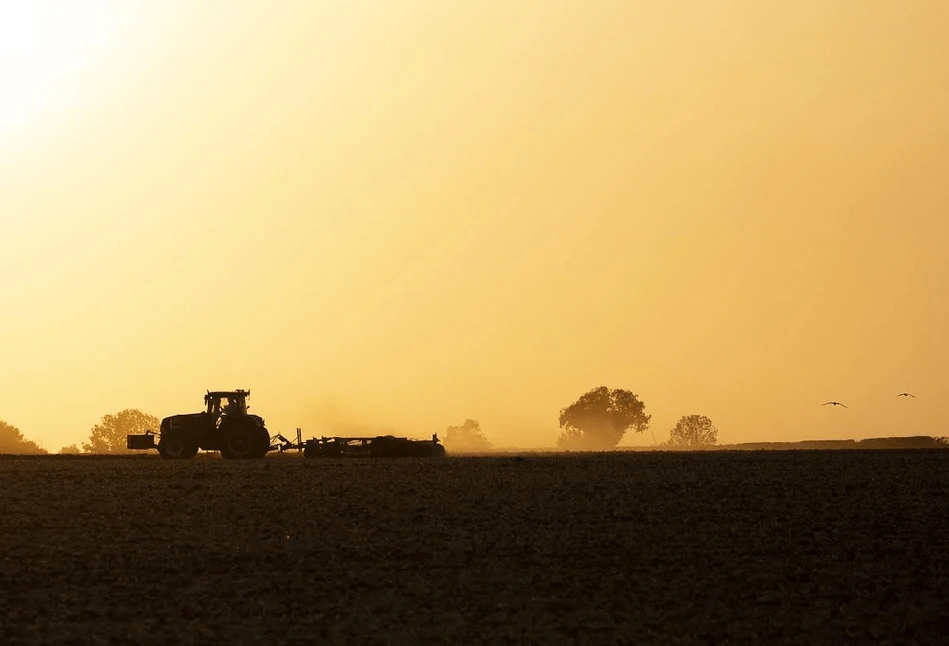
[221,426,269,459]
[157,433,198,460]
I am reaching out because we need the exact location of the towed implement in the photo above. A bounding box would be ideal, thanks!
[128,388,446,460]
[273,434,446,459]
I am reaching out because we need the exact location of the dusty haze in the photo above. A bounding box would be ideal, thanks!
[2,1,947,450]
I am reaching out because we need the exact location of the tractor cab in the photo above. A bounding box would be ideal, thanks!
[205,389,250,419]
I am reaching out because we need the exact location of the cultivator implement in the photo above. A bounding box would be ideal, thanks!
[272,432,446,459]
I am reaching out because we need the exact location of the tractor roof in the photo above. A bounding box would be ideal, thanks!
[206,389,250,398]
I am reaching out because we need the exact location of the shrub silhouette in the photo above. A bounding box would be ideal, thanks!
[668,415,718,448]
[444,419,492,452]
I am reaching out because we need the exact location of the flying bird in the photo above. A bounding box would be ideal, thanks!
[822,401,848,408]
[896,392,917,398]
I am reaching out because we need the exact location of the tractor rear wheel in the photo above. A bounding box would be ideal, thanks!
[157,433,198,460]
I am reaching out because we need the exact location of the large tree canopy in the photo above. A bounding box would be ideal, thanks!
[0,420,47,454]
[83,409,160,454]
[557,386,650,450]
[444,419,493,452]
[668,415,718,448]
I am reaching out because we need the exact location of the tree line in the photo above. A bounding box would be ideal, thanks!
[0,410,159,455]
[2,386,716,454]
[556,385,717,450]
[442,385,717,451]
[0,420,47,455]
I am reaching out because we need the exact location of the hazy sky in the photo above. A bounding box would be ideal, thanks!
[2,1,948,450]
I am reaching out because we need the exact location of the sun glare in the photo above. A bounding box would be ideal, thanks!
[0,2,117,134]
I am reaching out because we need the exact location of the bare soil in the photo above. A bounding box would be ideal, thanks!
[2,451,948,644]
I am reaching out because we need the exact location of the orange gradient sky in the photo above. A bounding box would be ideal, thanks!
[2,1,948,450]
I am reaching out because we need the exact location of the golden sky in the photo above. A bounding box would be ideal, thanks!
[2,1,948,450]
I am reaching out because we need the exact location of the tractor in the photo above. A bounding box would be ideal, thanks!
[126,389,271,460]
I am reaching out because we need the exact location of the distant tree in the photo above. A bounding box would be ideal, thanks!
[82,409,159,454]
[59,444,82,455]
[668,415,718,449]
[557,386,650,450]
[444,419,493,452]
[0,420,48,454]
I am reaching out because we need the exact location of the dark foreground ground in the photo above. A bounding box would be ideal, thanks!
[2,451,948,644]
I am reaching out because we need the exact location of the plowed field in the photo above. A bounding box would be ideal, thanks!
[2,450,948,644]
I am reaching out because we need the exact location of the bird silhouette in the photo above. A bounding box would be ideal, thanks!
[822,401,848,408]
[896,392,917,398]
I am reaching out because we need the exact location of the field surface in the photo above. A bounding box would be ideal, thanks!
[2,450,948,644]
